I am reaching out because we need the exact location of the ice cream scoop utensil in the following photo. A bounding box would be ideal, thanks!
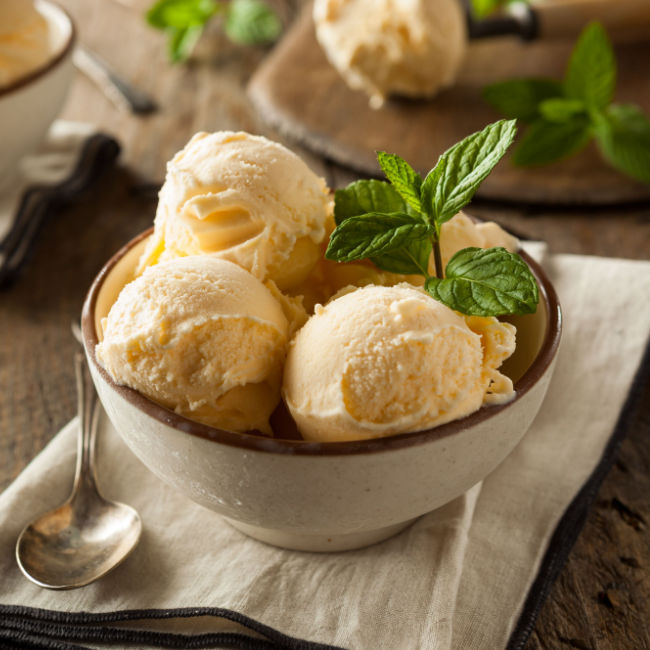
[15,353,142,589]
[468,0,650,44]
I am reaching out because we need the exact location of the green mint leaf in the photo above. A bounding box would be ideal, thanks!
[334,179,414,225]
[376,151,423,212]
[565,22,615,109]
[482,79,563,123]
[421,119,517,226]
[224,0,282,45]
[539,98,586,123]
[325,213,428,263]
[604,103,650,131]
[593,104,650,184]
[425,247,539,317]
[147,0,218,29]
[512,118,591,166]
[370,238,431,276]
[167,25,204,62]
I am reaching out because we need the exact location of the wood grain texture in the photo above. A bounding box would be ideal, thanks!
[248,6,650,204]
[1,0,649,647]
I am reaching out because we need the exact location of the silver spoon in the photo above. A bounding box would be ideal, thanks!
[15,353,142,589]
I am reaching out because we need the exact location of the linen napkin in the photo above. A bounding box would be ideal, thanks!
[0,250,649,650]
[0,121,120,287]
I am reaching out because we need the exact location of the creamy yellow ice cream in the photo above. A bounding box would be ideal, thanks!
[313,0,467,107]
[137,131,332,292]
[282,284,516,442]
[0,0,52,88]
[440,212,519,269]
[97,256,290,434]
[99,128,523,441]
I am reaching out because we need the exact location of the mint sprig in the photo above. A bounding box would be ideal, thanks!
[592,105,650,185]
[224,0,282,45]
[326,213,428,263]
[483,22,650,184]
[334,179,416,224]
[426,248,539,316]
[325,120,540,317]
[423,119,517,227]
[147,0,281,63]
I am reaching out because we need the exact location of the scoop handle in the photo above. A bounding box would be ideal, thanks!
[532,0,650,43]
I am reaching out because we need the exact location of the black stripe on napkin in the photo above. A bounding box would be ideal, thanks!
[0,133,120,289]
[507,334,650,650]
[0,605,345,650]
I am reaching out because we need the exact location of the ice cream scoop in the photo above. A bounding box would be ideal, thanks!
[440,212,519,270]
[137,131,332,292]
[0,0,52,87]
[313,0,650,106]
[97,256,289,434]
[313,0,467,108]
[282,283,516,442]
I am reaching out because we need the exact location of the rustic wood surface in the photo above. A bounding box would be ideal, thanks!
[0,0,648,647]
[248,6,650,205]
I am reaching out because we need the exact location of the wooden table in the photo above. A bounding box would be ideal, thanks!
[1,0,648,647]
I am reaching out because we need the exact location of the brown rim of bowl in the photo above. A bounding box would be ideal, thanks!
[81,228,562,457]
[0,0,76,99]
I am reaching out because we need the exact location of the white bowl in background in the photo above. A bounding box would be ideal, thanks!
[0,0,75,181]
[82,229,562,552]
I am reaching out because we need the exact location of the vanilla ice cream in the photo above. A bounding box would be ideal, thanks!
[0,0,52,87]
[282,284,516,442]
[440,212,519,269]
[97,256,290,434]
[137,131,332,292]
[313,0,467,107]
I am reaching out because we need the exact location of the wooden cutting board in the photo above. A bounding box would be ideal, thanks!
[248,7,650,204]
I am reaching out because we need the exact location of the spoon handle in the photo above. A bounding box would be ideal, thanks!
[73,47,158,115]
[73,353,101,494]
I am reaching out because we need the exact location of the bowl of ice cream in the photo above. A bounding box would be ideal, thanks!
[0,0,75,181]
[81,130,562,552]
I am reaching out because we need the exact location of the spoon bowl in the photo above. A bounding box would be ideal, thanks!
[15,353,142,589]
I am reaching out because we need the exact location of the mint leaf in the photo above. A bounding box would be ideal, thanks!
[425,247,539,316]
[325,213,428,263]
[168,25,203,62]
[513,118,591,166]
[565,22,615,109]
[421,119,517,226]
[376,151,423,212]
[605,103,650,131]
[539,98,586,123]
[224,0,282,45]
[147,0,218,29]
[334,180,413,225]
[483,79,563,123]
[333,177,429,274]
[370,238,431,276]
[593,104,650,184]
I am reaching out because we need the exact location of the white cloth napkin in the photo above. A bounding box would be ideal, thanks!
[0,121,119,286]
[0,250,649,650]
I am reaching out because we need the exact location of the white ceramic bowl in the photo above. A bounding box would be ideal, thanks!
[82,229,562,552]
[0,0,75,181]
